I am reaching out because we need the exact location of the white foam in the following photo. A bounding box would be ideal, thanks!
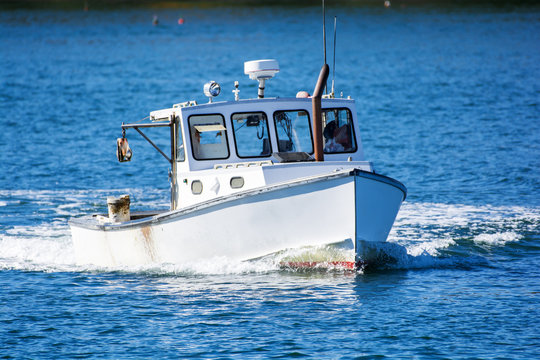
[388,202,540,256]
[405,238,456,257]
[81,255,279,275]
[0,221,76,272]
[160,256,280,275]
[473,231,521,246]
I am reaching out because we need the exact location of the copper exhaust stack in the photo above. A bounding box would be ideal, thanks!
[312,64,329,162]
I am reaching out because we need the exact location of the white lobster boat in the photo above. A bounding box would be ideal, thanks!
[70,60,406,269]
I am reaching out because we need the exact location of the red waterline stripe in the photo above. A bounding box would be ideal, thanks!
[282,261,356,270]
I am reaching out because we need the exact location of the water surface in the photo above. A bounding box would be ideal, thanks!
[1,3,539,359]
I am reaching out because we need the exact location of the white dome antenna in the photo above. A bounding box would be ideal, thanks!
[244,59,279,99]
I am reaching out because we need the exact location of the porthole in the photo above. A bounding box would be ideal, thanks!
[191,180,203,195]
[230,177,244,189]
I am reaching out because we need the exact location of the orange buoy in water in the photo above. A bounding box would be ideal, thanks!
[178,18,184,25]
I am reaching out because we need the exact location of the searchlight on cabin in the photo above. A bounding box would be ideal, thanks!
[244,59,279,99]
[203,81,221,103]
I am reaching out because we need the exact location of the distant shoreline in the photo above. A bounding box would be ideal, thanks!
[1,0,538,11]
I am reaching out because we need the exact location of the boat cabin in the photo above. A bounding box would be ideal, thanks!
[166,98,365,169]
[125,97,372,210]
[119,61,372,210]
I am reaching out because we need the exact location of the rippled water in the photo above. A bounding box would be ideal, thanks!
[1,3,539,359]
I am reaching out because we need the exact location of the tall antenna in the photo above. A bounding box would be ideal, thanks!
[322,0,328,94]
[331,16,337,98]
[323,0,327,66]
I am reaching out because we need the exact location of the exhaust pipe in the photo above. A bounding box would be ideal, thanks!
[312,64,329,162]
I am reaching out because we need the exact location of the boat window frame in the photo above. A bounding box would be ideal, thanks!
[321,107,358,154]
[175,117,186,162]
[230,111,272,159]
[187,113,231,161]
[272,109,314,155]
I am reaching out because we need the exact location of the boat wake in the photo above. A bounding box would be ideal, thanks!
[1,191,539,275]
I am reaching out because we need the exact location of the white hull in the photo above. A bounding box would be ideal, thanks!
[70,169,406,268]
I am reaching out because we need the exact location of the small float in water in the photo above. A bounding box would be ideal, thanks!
[69,59,406,270]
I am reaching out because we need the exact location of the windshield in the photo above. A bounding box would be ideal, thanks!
[232,112,272,158]
[273,110,313,153]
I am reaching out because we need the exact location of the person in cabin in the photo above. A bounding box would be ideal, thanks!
[323,121,352,152]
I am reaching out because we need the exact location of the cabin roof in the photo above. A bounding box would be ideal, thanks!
[150,97,355,120]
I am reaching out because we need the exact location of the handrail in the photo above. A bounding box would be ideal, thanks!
[121,122,171,129]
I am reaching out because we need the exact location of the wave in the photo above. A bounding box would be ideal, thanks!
[1,191,539,274]
[388,202,540,253]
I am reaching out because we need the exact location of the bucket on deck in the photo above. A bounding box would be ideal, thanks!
[107,194,130,222]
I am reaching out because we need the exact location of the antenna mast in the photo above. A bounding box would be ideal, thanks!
[323,0,327,65]
[331,16,337,98]
[322,0,328,95]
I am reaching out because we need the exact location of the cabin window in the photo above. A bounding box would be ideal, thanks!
[273,110,313,153]
[188,114,229,160]
[322,108,357,153]
[191,180,203,194]
[176,118,185,162]
[231,112,271,158]
[230,177,244,189]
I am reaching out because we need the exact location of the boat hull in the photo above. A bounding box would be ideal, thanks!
[70,169,406,268]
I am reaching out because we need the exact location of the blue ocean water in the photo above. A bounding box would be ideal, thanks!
[1,3,539,359]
